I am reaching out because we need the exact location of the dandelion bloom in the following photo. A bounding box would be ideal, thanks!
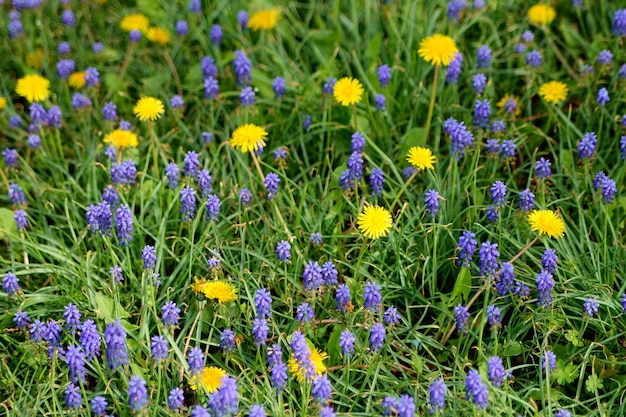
[120,14,149,33]
[333,77,364,106]
[418,34,459,66]
[0,97,7,110]
[539,81,568,104]
[104,129,138,148]
[15,74,50,102]
[247,9,280,31]
[192,278,237,303]
[528,4,556,26]
[357,205,392,239]
[229,123,268,153]
[134,97,164,121]
[190,366,226,393]
[68,72,86,89]
[528,210,565,238]
[147,27,170,45]
[406,146,436,170]
[288,348,328,382]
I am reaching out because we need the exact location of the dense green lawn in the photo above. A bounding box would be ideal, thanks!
[1,1,626,416]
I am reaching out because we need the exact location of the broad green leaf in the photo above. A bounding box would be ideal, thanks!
[0,208,18,238]
[585,374,603,392]
[501,341,523,357]
[564,330,584,347]
[104,72,126,95]
[327,327,343,364]
[448,266,471,306]
[553,360,578,385]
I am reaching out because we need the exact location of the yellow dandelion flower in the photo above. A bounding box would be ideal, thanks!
[539,81,568,104]
[203,281,238,303]
[288,348,328,382]
[189,366,226,393]
[147,27,170,45]
[133,97,164,121]
[104,129,138,149]
[120,14,150,33]
[26,48,44,69]
[357,205,392,239]
[229,123,268,153]
[418,34,459,67]
[15,74,50,103]
[247,9,280,31]
[333,77,364,107]
[527,210,565,239]
[497,94,522,116]
[68,71,87,89]
[407,146,437,170]
[528,4,556,26]
[191,277,209,295]
[0,98,7,110]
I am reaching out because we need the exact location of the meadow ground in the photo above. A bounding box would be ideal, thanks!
[1,1,626,416]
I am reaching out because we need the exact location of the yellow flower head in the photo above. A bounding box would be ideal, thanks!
[229,124,268,153]
[497,94,522,116]
[0,98,7,110]
[68,72,87,89]
[333,77,364,107]
[147,27,170,45]
[528,210,565,238]
[357,205,392,239]
[407,146,437,170]
[418,34,459,67]
[15,74,50,103]
[190,366,226,393]
[247,9,280,31]
[104,129,138,149]
[120,14,150,33]
[134,97,164,121]
[528,4,556,26]
[539,81,568,104]
[192,277,237,303]
[26,48,44,69]
[288,348,328,382]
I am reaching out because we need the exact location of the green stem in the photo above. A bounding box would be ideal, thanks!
[389,171,417,212]
[149,121,159,176]
[424,64,440,145]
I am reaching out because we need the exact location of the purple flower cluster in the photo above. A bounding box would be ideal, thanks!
[444,118,475,158]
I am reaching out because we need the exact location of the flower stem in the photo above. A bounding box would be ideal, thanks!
[544,26,579,82]
[148,121,159,176]
[389,171,417,212]
[118,43,134,81]
[424,64,440,145]
[352,104,358,131]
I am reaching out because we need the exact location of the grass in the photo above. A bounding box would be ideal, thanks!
[1,0,626,416]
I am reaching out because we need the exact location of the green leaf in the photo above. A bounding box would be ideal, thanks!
[0,208,18,238]
[564,330,584,347]
[103,72,126,95]
[448,267,471,306]
[501,341,523,357]
[136,0,166,21]
[94,292,131,322]
[327,327,343,364]
[553,360,579,385]
[400,127,427,157]
[141,72,171,97]
[183,64,203,92]
[365,33,382,61]
[585,374,604,392]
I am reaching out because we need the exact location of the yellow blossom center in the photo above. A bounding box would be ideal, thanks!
[527,210,565,239]
[247,9,280,31]
[229,124,268,153]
